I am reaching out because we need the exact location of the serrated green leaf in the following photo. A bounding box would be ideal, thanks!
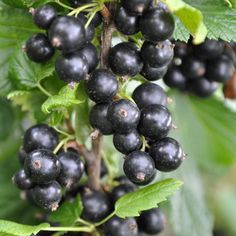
[0,220,49,236]
[42,84,83,114]
[49,195,83,226]
[115,178,182,218]
[173,17,190,42]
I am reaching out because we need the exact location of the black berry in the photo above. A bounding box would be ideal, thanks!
[113,130,142,155]
[81,189,111,222]
[77,14,95,42]
[132,82,167,109]
[57,151,84,189]
[114,6,139,35]
[109,42,143,76]
[30,181,62,211]
[174,41,191,59]
[12,169,33,190]
[121,0,153,15]
[103,216,138,236]
[86,69,118,103]
[140,8,175,42]
[138,104,172,140]
[123,151,156,185]
[89,103,114,135]
[25,33,54,63]
[141,64,168,81]
[48,16,86,53]
[24,149,61,184]
[32,5,57,29]
[55,52,89,83]
[149,137,183,172]
[23,124,59,153]
[141,40,174,67]
[137,208,166,234]
[107,99,141,134]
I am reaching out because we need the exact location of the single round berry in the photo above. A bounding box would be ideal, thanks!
[121,0,153,15]
[174,41,191,59]
[149,137,183,172]
[25,33,54,63]
[109,42,143,76]
[89,103,114,135]
[124,151,156,185]
[86,69,118,103]
[181,56,206,79]
[140,8,175,42]
[55,52,89,83]
[81,189,111,222]
[113,130,142,155]
[57,151,84,189]
[24,149,61,184]
[110,183,136,203]
[48,16,86,53]
[206,56,235,83]
[23,124,59,153]
[30,181,62,211]
[32,5,57,29]
[193,39,224,60]
[132,82,167,109]
[18,147,27,165]
[141,40,174,68]
[103,216,138,236]
[163,66,187,90]
[138,104,172,140]
[187,77,218,98]
[79,43,98,73]
[12,169,33,190]
[107,99,141,134]
[114,6,139,35]
[141,64,168,81]
[137,208,166,234]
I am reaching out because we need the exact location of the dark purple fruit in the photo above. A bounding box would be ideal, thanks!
[141,64,168,81]
[12,169,33,190]
[149,137,183,172]
[174,41,191,59]
[121,0,153,15]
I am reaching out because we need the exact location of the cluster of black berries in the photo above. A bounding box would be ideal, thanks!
[163,39,236,98]
[13,124,85,211]
[25,3,101,84]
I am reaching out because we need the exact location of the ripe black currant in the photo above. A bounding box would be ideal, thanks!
[121,0,153,15]
[138,104,172,140]
[57,151,84,189]
[18,147,27,165]
[181,56,206,79]
[25,33,54,63]
[32,5,57,29]
[163,66,187,90]
[86,69,118,103]
[206,55,235,82]
[103,216,138,236]
[140,8,175,42]
[12,169,33,190]
[141,64,168,81]
[132,82,167,109]
[137,208,166,234]
[24,149,61,184]
[81,189,111,222]
[23,124,59,153]
[109,42,143,76]
[114,6,139,35]
[123,150,156,185]
[113,130,142,155]
[30,181,62,211]
[174,41,191,59]
[107,99,141,134]
[141,40,174,67]
[149,137,184,172]
[48,16,86,53]
[79,43,98,73]
[55,52,89,83]
[89,103,114,135]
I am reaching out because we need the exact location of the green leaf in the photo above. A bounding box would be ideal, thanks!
[115,178,182,218]
[1,0,26,8]
[163,0,207,43]
[42,84,83,114]
[49,195,83,226]
[0,220,49,236]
